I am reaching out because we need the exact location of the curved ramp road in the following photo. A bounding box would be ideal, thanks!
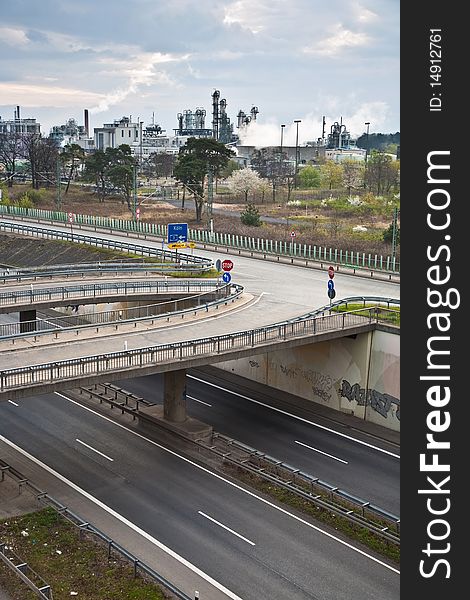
[0,392,399,600]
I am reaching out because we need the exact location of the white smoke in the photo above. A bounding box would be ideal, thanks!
[237,102,390,147]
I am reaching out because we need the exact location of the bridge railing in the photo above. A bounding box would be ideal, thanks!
[0,308,396,394]
[0,282,243,339]
[0,279,226,307]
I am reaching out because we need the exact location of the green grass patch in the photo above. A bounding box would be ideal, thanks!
[331,303,400,326]
[0,507,169,599]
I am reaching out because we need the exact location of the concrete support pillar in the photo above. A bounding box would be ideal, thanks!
[163,369,187,423]
[19,309,36,333]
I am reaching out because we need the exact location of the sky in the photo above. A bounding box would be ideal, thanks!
[0,0,399,147]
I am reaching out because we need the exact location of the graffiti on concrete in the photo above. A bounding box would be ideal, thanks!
[340,380,400,420]
[279,364,333,403]
[248,360,260,368]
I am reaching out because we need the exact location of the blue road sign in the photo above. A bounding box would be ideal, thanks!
[167,223,188,244]
[328,279,335,291]
[222,272,232,283]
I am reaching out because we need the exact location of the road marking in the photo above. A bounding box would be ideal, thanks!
[188,376,400,459]
[198,511,255,546]
[187,395,212,407]
[52,393,399,574]
[75,438,114,462]
[0,432,244,600]
[8,400,19,407]
[294,440,348,464]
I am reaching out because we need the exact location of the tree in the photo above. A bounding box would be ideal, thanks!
[298,165,321,189]
[220,159,241,179]
[341,160,364,196]
[319,160,343,190]
[84,150,109,202]
[240,202,261,226]
[21,134,59,189]
[174,138,234,222]
[60,143,85,194]
[147,152,176,178]
[83,145,137,212]
[106,145,137,212]
[364,151,399,195]
[227,167,263,202]
[0,132,23,187]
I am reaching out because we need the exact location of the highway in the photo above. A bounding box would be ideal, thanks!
[0,220,400,598]
[0,391,399,600]
[117,369,400,516]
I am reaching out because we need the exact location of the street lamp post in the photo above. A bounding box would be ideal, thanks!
[364,122,370,164]
[280,124,285,162]
[293,119,301,189]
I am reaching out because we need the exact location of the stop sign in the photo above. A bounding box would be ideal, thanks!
[328,266,335,278]
[222,259,233,271]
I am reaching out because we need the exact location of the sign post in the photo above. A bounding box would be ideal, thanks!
[68,212,74,237]
[327,266,335,305]
[221,259,233,272]
[290,230,296,255]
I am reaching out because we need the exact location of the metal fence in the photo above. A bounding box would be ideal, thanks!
[0,308,393,394]
[0,282,243,339]
[0,460,193,600]
[0,220,211,270]
[0,279,226,308]
[0,204,400,273]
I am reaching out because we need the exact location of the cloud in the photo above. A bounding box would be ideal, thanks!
[223,0,287,34]
[89,52,186,114]
[0,26,29,47]
[303,24,371,56]
[353,3,378,23]
[0,82,101,108]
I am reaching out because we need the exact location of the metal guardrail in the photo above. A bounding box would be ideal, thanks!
[0,460,192,600]
[0,221,211,270]
[0,308,395,394]
[0,262,206,283]
[0,282,244,340]
[76,383,399,544]
[0,204,400,273]
[0,279,226,308]
[0,543,53,599]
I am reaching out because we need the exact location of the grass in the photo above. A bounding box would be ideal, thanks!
[0,507,169,599]
[331,302,400,326]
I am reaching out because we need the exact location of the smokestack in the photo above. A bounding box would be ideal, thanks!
[16,105,20,120]
[84,109,89,137]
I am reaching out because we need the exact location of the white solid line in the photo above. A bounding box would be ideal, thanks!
[54,392,399,575]
[198,511,255,546]
[0,432,243,600]
[75,438,114,462]
[8,400,19,407]
[294,440,348,464]
[188,376,400,459]
[187,395,212,407]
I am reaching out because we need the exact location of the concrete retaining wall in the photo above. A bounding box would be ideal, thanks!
[217,329,400,432]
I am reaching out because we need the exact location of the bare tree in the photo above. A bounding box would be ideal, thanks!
[0,132,23,187]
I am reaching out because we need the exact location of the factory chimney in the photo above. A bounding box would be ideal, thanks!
[84,109,89,137]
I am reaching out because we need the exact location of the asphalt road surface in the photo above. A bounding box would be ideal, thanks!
[117,369,400,516]
[0,392,399,600]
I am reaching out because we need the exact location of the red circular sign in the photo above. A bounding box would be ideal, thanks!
[328,265,335,278]
[222,259,233,271]
[290,231,296,237]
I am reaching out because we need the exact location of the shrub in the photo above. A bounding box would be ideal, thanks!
[240,202,261,226]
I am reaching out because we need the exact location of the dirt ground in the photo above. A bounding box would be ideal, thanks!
[3,183,398,257]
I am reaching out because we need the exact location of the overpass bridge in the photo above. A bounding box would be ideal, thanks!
[0,220,400,424]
